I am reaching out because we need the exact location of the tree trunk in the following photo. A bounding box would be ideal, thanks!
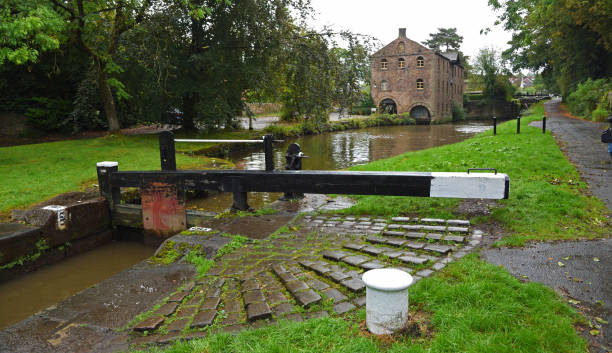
[181,94,197,131]
[96,59,121,133]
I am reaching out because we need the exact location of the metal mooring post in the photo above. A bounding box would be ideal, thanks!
[281,143,305,200]
[96,161,120,211]
[263,134,274,171]
[517,116,521,134]
[492,116,497,136]
[542,116,547,134]
[159,131,177,171]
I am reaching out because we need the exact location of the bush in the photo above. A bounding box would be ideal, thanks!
[25,97,72,132]
[566,78,612,120]
[452,102,466,121]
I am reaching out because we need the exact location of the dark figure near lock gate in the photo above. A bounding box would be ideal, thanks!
[281,143,305,200]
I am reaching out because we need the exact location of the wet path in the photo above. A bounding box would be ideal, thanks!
[537,99,611,210]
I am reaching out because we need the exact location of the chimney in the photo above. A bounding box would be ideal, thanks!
[399,28,406,38]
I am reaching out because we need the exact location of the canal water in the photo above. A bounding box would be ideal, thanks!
[0,121,490,329]
[0,241,155,329]
[188,121,492,211]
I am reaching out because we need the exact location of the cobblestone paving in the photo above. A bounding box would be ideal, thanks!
[129,214,483,347]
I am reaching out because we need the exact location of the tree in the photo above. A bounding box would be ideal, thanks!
[472,47,514,100]
[488,0,612,96]
[422,27,463,52]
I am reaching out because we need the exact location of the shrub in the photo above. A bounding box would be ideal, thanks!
[566,78,612,120]
[452,102,466,121]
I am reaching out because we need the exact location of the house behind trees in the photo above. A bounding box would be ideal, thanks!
[371,28,464,123]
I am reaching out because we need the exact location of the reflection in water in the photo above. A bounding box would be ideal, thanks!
[0,241,155,329]
[187,122,492,212]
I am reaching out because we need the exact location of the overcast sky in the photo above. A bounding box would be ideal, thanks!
[306,0,512,61]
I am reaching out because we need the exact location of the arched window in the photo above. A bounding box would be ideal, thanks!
[381,59,388,70]
[381,80,389,91]
[417,56,424,67]
[398,58,405,69]
[398,42,405,52]
[416,79,424,90]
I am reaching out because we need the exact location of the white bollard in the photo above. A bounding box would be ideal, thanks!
[362,268,413,335]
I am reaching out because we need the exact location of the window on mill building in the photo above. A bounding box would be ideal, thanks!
[398,58,405,69]
[417,56,424,67]
[381,59,388,70]
[416,79,424,90]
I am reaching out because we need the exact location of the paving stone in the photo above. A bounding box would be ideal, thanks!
[304,311,329,319]
[311,220,324,223]
[343,243,366,251]
[416,269,434,278]
[361,246,384,255]
[226,279,238,291]
[421,254,439,261]
[271,264,287,275]
[463,246,474,252]
[333,301,356,314]
[286,280,309,294]
[328,264,343,272]
[472,229,484,237]
[420,218,445,224]
[294,289,321,307]
[404,232,425,239]
[373,218,387,223]
[346,270,361,278]
[207,266,224,276]
[243,290,265,305]
[424,244,453,254]
[306,278,330,291]
[440,257,454,264]
[299,260,315,267]
[444,235,466,243]
[358,221,372,226]
[447,219,470,226]
[267,291,288,305]
[206,287,221,298]
[191,310,217,328]
[405,224,447,232]
[166,318,189,332]
[453,251,468,259]
[167,291,189,303]
[366,236,387,244]
[224,267,243,276]
[469,239,481,246]
[327,271,350,282]
[184,331,208,340]
[373,222,387,227]
[200,297,221,310]
[225,291,240,300]
[241,279,260,292]
[186,295,203,306]
[411,275,422,283]
[354,296,366,307]
[402,251,417,256]
[386,224,401,229]
[130,334,159,346]
[370,227,385,231]
[155,302,179,317]
[391,217,412,222]
[342,255,370,266]
[386,237,407,246]
[310,264,332,275]
[360,261,386,270]
[403,241,425,249]
[425,233,443,241]
[432,262,446,271]
[272,302,294,316]
[176,305,197,318]
[341,278,365,292]
[448,226,469,233]
[221,312,241,326]
[224,299,242,313]
[133,316,165,332]
[321,288,348,303]
[220,324,248,334]
[398,255,428,265]
[382,251,404,259]
[322,250,350,261]
[278,271,297,283]
[355,225,371,229]
[284,313,304,322]
[247,302,272,321]
[156,332,182,344]
[396,266,414,274]
[330,216,342,220]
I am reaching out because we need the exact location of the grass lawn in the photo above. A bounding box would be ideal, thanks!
[342,103,610,246]
[131,254,587,353]
[0,130,259,216]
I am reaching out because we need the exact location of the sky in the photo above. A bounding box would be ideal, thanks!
[305,0,513,62]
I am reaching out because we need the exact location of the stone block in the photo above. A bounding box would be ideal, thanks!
[294,289,321,307]
[361,246,384,255]
[432,262,446,271]
[403,241,425,249]
[167,291,190,303]
[278,271,297,283]
[416,269,434,278]
[200,297,221,310]
[321,288,347,303]
[177,306,197,318]
[191,310,217,328]
[342,255,370,266]
[354,296,366,307]
[343,243,366,251]
[360,261,385,270]
[404,232,425,239]
[247,302,272,321]
[398,255,428,265]
[382,251,404,259]
[340,278,365,292]
[424,244,452,254]
[327,271,350,282]
[0,223,42,265]
[322,250,349,261]
[391,217,411,222]
[444,235,465,243]
[447,226,469,233]
[366,236,387,244]
[243,290,265,305]
[156,302,178,317]
[306,278,330,291]
[166,318,189,332]
[286,280,309,294]
[224,299,242,313]
[133,316,164,332]
[333,301,355,314]
[241,279,260,292]
[267,291,287,305]
[447,219,470,226]
[425,233,443,241]
[385,238,406,247]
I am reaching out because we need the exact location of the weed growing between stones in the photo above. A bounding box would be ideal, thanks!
[0,238,52,270]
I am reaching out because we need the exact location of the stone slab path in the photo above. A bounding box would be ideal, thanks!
[127,214,483,349]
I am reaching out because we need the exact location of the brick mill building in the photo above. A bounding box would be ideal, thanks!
[371,28,464,123]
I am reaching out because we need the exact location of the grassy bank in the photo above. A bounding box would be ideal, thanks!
[0,130,259,214]
[264,113,416,138]
[132,254,586,353]
[342,103,610,246]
